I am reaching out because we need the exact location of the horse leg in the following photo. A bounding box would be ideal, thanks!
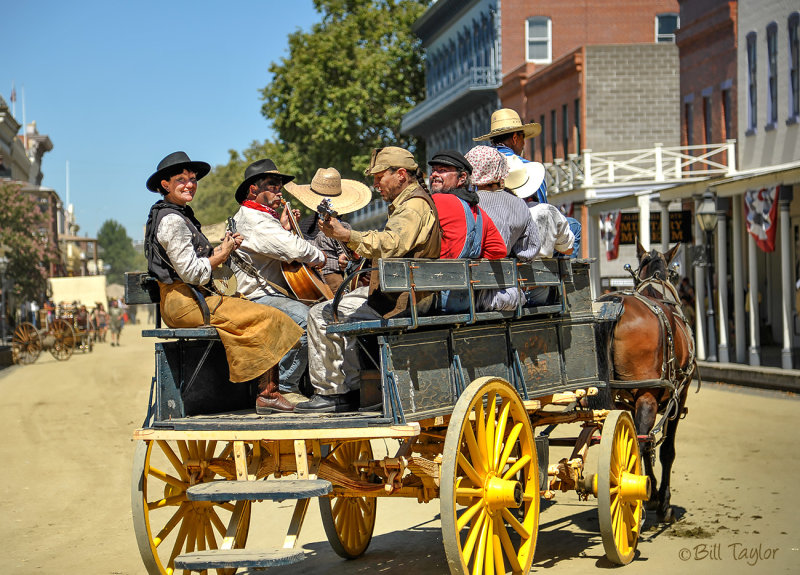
[656,395,684,523]
[634,392,658,507]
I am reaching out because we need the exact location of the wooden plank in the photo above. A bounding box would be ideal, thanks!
[133,423,421,441]
[233,441,248,481]
[175,549,304,570]
[186,479,332,502]
[143,327,219,339]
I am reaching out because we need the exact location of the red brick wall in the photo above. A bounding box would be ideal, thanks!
[500,0,680,75]
[676,0,738,150]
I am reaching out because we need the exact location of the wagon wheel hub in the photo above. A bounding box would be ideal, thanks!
[484,474,523,511]
[618,470,650,503]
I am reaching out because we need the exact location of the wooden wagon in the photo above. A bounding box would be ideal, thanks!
[126,257,649,574]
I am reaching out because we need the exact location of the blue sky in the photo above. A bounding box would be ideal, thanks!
[3,0,320,241]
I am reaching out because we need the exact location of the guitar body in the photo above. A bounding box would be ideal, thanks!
[281,261,334,303]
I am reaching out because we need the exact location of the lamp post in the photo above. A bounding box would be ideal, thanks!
[696,192,719,362]
[0,254,8,344]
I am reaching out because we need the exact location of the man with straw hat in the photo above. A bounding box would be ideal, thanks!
[295,146,441,413]
[230,159,326,404]
[284,167,372,291]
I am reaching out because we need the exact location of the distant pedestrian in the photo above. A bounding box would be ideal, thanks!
[109,299,123,346]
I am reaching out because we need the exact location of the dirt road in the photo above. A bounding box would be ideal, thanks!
[1,324,798,574]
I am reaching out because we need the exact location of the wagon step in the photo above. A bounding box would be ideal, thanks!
[186,478,332,502]
[174,548,305,571]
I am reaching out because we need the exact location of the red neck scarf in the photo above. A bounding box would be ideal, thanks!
[242,200,279,220]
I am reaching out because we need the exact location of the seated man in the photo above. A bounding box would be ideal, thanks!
[286,167,372,292]
[464,146,541,311]
[428,149,506,312]
[295,146,441,413]
[231,159,326,404]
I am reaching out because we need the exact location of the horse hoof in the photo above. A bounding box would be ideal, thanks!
[658,507,675,524]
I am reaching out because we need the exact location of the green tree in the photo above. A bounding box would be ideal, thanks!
[97,220,137,284]
[191,140,304,225]
[0,182,57,302]
[260,0,428,179]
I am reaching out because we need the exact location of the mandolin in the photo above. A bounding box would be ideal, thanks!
[316,198,368,292]
[279,199,334,303]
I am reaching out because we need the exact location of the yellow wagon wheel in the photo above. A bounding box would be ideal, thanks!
[131,440,251,575]
[319,440,377,559]
[441,377,539,575]
[49,318,76,361]
[597,410,649,565]
[12,322,41,364]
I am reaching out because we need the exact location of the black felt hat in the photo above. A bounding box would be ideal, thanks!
[235,159,295,203]
[146,151,211,192]
[428,150,473,174]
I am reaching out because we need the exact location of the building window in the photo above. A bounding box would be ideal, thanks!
[550,110,557,160]
[574,98,581,153]
[747,32,758,133]
[767,22,778,128]
[539,114,546,162]
[722,87,733,139]
[562,104,569,157]
[526,17,551,63]
[703,94,713,145]
[789,12,800,122]
[656,13,679,43]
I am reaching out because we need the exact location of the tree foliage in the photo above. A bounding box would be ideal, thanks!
[97,220,137,285]
[0,182,57,301]
[261,0,428,179]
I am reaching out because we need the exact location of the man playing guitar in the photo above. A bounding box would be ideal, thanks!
[230,159,327,405]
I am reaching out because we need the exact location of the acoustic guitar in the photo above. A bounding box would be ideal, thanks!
[280,199,334,303]
[316,198,368,292]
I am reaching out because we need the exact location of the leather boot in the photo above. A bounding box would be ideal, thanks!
[255,368,294,414]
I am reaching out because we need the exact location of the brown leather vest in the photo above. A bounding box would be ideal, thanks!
[367,185,442,318]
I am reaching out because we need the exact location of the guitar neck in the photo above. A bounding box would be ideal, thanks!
[281,199,303,237]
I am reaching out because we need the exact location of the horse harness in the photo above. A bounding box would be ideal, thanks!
[619,277,697,439]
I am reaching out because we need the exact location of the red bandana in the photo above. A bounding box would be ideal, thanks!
[243,200,279,220]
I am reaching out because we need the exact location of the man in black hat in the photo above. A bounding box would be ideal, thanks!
[230,159,326,404]
[427,150,506,312]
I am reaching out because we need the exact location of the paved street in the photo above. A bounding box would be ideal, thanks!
[1,323,798,574]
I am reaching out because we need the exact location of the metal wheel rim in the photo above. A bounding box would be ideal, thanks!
[131,440,251,575]
[441,377,539,575]
[12,322,41,364]
[319,440,377,559]
[598,410,643,565]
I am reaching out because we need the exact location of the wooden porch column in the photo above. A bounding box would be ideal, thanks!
[732,197,746,363]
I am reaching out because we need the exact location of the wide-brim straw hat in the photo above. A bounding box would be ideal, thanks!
[235,159,295,203]
[146,151,211,192]
[506,160,547,200]
[473,108,542,142]
[284,167,372,215]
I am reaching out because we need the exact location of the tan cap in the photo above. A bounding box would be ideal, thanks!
[364,146,418,175]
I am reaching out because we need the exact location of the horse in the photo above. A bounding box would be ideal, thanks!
[597,242,697,522]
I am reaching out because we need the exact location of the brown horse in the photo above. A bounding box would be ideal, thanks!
[598,242,697,522]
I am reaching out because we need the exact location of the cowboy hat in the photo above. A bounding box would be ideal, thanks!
[505,159,547,200]
[235,159,295,204]
[473,108,542,142]
[146,151,211,192]
[284,167,372,214]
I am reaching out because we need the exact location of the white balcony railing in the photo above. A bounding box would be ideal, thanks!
[546,140,738,195]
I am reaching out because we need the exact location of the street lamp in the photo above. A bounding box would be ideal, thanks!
[0,253,8,344]
[696,191,719,362]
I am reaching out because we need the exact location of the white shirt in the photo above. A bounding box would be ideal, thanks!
[232,205,325,299]
[528,203,574,257]
[156,213,212,285]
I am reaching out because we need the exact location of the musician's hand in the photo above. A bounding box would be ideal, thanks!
[280,205,300,231]
[337,253,348,271]
[230,232,243,250]
[319,217,350,242]
[309,259,325,269]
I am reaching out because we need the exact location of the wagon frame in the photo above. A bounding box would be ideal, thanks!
[126,257,653,574]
